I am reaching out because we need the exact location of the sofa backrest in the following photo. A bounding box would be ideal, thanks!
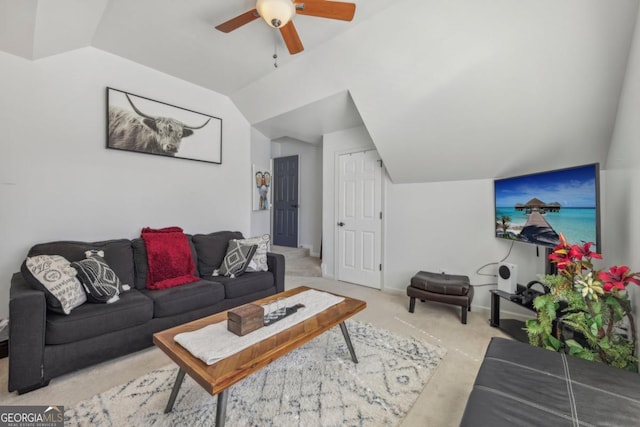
[192,231,244,277]
[131,234,200,290]
[23,231,243,291]
[27,239,135,287]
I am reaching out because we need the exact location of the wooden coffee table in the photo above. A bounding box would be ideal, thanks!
[153,286,366,426]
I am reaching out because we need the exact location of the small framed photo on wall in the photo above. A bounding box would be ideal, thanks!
[253,164,271,211]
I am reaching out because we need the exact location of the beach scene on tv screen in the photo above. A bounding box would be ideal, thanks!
[495,164,598,249]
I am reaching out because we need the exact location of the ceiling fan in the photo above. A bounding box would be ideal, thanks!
[215,0,356,55]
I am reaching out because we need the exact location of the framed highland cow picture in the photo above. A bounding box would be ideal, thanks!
[106,87,222,164]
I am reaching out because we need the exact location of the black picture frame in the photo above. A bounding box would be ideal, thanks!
[106,87,222,164]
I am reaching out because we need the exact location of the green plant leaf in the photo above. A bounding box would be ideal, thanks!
[566,339,584,351]
[533,294,551,310]
[590,321,599,337]
[606,296,619,308]
[592,301,602,315]
[548,334,561,351]
[594,314,603,329]
[525,319,540,330]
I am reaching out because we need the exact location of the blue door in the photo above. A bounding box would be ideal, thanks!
[273,155,299,247]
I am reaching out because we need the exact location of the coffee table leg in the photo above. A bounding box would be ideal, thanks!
[339,322,358,363]
[216,389,229,426]
[164,368,186,413]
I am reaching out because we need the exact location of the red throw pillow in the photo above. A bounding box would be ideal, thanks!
[141,226,199,290]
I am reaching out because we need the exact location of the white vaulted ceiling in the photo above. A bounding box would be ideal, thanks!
[1,0,639,182]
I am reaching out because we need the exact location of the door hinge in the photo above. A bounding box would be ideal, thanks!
[379,264,382,271]
[379,211,382,219]
[378,160,383,168]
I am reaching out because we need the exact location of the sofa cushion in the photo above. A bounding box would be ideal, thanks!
[204,271,274,299]
[192,231,244,276]
[45,289,153,345]
[132,235,199,290]
[28,239,134,289]
[140,279,225,318]
[21,255,87,315]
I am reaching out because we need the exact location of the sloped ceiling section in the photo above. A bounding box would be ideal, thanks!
[92,0,393,95]
[0,0,107,60]
[1,0,639,184]
[233,0,640,183]
[253,91,363,144]
[0,0,37,58]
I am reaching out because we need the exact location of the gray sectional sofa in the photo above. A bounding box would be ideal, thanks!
[8,231,285,394]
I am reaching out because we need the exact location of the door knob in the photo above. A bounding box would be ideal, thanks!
[291,204,299,208]
[337,222,345,227]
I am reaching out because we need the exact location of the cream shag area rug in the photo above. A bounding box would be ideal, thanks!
[66,321,445,426]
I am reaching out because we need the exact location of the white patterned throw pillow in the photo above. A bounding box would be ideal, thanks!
[23,255,87,315]
[237,234,270,272]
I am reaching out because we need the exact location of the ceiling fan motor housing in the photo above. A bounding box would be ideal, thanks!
[257,0,295,28]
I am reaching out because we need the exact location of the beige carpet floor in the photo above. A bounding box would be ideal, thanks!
[0,258,511,426]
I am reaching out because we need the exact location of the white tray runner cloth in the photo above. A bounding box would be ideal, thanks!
[174,289,345,365]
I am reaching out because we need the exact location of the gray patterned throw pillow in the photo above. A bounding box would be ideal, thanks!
[214,241,257,278]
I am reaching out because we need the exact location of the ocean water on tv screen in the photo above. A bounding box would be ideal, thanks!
[496,207,597,248]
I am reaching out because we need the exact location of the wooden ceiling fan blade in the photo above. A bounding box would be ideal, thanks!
[280,21,304,55]
[215,9,260,33]
[294,1,356,21]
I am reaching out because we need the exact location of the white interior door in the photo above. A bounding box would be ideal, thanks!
[337,150,382,289]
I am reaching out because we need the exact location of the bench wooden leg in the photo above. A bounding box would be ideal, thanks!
[409,297,416,313]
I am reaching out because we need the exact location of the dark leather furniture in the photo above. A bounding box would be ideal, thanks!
[406,271,473,324]
[461,337,640,426]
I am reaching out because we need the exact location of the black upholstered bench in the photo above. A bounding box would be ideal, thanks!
[406,271,474,324]
[461,337,640,426]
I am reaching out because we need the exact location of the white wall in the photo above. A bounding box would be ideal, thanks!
[0,47,251,319]
[250,128,272,237]
[323,125,563,310]
[385,180,546,309]
[272,138,323,256]
[605,3,640,339]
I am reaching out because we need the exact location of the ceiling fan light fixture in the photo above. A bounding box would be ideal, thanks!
[256,0,295,28]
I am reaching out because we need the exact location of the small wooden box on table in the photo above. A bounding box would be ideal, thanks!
[227,303,264,336]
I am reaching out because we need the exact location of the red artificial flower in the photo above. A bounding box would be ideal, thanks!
[548,250,569,270]
[548,234,570,269]
[598,266,640,292]
[555,233,569,251]
[568,242,602,261]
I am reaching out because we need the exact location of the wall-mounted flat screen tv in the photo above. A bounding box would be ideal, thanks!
[494,163,600,251]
